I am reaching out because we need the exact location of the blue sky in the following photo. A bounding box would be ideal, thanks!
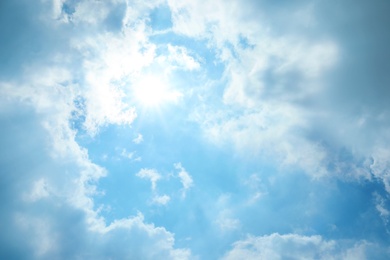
[1,0,390,259]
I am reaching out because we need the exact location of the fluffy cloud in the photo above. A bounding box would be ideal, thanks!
[0,99,191,259]
[222,233,390,260]
[0,0,194,258]
[2,0,390,258]
[182,0,390,190]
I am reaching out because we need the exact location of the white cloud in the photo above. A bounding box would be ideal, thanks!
[96,213,191,259]
[374,193,390,229]
[169,0,341,180]
[214,194,240,232]
[221,39,338,108]
[195,105,328,178]
[370,148,390,193]
[174,163,193,198]
[166,44,201,71]
[120,148,134,160]
[136,168,162,191]
[71,0,110,25]
[3,0,390,258]
[0,5,191,251]
[119,148,141,161]
[23,178,50,202]
[152,194,171,205]
[180,0,390,196]
[0,80,191,260]
[67,13,160,135]
[131,73,183,107]
[222,233,389,260]
[216,217,240,232]
[242,174,266,205]
[50,0,66,20]
[246,192,263,205]
[168,0,242,40]
[133,133,144,144]
[14,214,59,257]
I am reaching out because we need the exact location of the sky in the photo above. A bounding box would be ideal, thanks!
[1,0,390,259]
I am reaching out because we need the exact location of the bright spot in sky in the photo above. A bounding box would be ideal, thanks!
[133,76,182,108]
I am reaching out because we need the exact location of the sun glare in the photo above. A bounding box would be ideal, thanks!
[133,76,181,108]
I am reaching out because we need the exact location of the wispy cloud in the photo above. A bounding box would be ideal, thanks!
[136,168,161,191]
[174,163,193,198]
[223,233,390,260]
[152,194,171,205]
[133,133,144,144]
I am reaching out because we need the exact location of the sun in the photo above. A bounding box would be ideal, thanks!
[133,76,182,108]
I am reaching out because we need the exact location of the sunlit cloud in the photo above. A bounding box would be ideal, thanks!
[132,74,182,109]
[1,0,390,258]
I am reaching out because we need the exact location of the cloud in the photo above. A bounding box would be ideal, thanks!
[369,148,390,193]
[136,168,162,191]
[195,104,329,178]
[131,73,183,107]
[242,174,266,205]
[168,0,243,40]
[133,133,144,144]
[152,194,171,205]
[2,0,390,259]
[166,44,201,71]
[97,213,191,259]
[22,178,50,202]
[0,1,192,255]
[374,193,390,232]
[174,0,339,178]
[120,148,135,160]
[71,0,111,25]
[182,0,390,192]
[222,233,390,260]
[119,148,141,161]
[214,194,240,232]
[135,164,194,204]
[174,163,193,197]
[0,81,192,260]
